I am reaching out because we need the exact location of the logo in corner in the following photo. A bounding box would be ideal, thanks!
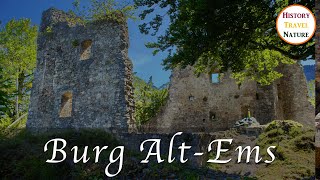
[276,4,316,45]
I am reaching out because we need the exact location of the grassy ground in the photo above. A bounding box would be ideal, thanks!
[208,120,315,180]
[0,129,120,179]
[256,120,314,179]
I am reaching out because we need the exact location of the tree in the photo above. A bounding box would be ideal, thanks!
[135,0,314,85]
[133,75,168,127]
[0,19,37,119]
[0,67,14,116]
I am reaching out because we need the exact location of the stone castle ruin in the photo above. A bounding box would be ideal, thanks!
[27,8,313,134]
[27,8,136,132]
[142,64,314,133]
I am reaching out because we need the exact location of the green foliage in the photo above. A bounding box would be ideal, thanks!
[133,76,168,126]
[230,50,295,85]
[0,19,37,78]
[307,80,315,106]
[42,26,53,38]
[0,18,37,127]
[68,0,136,24]
[263,120,303,133]
[207,121,314,179]
[72,39,80,47]
[135,0,314,85]
[0,68,14,116]
[0,115,12,131]
[256,120,314,179]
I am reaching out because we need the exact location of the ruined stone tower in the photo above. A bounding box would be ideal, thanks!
[143,63,313,133]
[27,8,136,132]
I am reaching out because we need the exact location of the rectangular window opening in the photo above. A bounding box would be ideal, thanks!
[211,73,222,84]
[59,91,73,117]
[80,39,92,60]
[189,95,194,101]
[209,111,216,121]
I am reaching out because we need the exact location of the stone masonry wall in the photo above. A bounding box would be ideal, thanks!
[27,8,136,133]
[143,63,313,133]
[276,63,314,126]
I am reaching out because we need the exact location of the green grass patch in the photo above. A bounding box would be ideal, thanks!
[256,120,314,179]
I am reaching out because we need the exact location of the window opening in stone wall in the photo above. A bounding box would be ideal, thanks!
[209,111,216,121]
[189,95,194,101]
[256,93,260,100]
[59,92,73,117]
[80,39,92,60]
[211,73,223,84]
[203,96,208,102]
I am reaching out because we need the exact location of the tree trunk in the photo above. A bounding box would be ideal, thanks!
[15,75,19,119]
[18,71,24,106]
[15,69,26,119]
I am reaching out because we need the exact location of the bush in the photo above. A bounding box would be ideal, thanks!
[264,120,303,133]
[292,130,314,151]
[0,115,12,130]
[133,76,168,126]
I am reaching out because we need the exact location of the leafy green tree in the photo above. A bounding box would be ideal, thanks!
[0,68,14,116]
[135,0,314,85]
[133,75,168,126]
[0,19,37,120]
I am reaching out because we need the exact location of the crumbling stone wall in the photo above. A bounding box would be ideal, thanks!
[276,64,314,125]
[27,8,136,133]
[143,64,313,133]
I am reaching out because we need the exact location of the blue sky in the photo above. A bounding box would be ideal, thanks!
[0,0,171,87]
[0,0,314,87]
